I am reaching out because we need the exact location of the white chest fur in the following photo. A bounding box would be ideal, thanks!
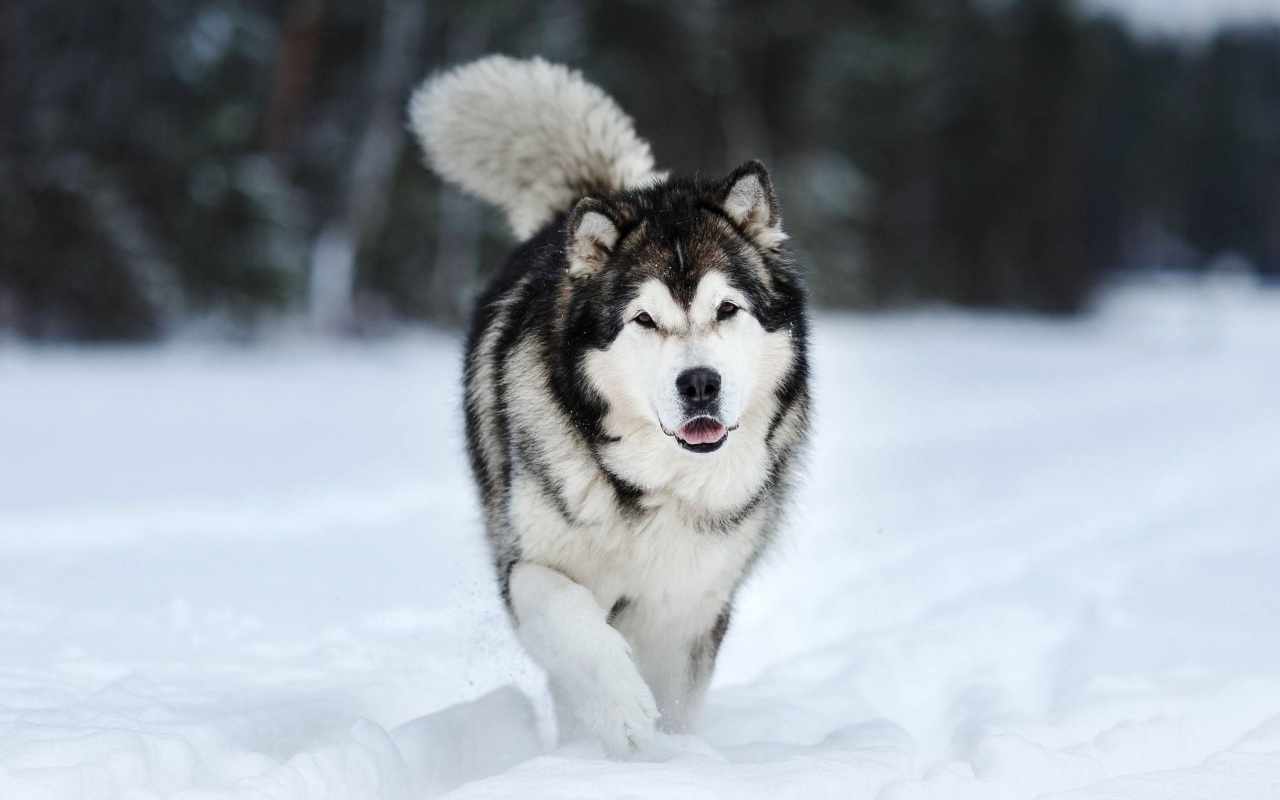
[510,468,763,630]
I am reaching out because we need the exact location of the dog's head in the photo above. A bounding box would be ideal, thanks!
[556,161,807,482]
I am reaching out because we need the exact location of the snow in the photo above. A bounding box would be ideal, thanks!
[1081,0,1280,36]
[2,275,1279,799]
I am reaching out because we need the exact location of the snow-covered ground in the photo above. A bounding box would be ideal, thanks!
[2,275,1278,799]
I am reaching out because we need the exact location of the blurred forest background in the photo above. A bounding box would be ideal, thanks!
[3,0,1280,341]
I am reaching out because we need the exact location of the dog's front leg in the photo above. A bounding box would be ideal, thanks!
[508,562,658,757]
[632,606,731,734]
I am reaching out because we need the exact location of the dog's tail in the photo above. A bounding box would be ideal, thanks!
[408,56,661,240]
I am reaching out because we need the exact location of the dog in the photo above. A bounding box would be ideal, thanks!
[408,56,810,757]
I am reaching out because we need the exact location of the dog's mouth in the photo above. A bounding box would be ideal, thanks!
[665,416,734,454]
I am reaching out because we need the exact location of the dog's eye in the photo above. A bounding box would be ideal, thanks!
[634,311,657,329]
[717,301,739,320]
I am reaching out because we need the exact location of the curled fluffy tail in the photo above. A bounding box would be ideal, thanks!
[408,56,660,240]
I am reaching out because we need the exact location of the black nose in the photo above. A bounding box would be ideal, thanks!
[676,367,721,408]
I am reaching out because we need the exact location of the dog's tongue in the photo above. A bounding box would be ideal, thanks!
[679,417,726,445]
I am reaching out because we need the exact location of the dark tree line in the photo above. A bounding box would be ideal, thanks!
[2,0,1279,340]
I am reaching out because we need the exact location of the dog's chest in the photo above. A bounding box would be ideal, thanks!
[515,484,763,615]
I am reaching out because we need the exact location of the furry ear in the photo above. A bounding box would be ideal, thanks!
[566,198,619,277]
[721,160,786,250]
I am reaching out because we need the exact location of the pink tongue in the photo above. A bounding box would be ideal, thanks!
[679,418,726,445]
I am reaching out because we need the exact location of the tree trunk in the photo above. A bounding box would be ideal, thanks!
[308,0,427,332]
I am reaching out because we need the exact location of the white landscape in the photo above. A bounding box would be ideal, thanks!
[1,276,1278,799]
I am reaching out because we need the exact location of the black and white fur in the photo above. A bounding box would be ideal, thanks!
[409,56,809,757]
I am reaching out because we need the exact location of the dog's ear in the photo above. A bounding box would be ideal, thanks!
[566,198,619,278]
[720,160,786,251]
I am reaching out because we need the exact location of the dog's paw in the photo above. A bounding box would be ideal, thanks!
[568,630,658,758]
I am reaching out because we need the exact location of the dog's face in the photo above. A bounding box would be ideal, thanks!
[592,270,767,454]
[562,162,806,463]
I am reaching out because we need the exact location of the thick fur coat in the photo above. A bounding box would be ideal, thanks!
[409,56,809,757]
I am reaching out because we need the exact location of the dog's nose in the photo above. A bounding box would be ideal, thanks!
[676,367,721,407]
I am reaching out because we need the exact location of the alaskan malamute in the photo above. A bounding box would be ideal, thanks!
[409,56,810,757]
